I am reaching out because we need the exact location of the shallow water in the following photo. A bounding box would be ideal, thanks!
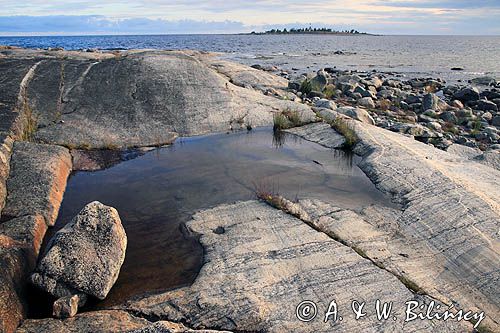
[1,34,499,82]
[38,128,394,311]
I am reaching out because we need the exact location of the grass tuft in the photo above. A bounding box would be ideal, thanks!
[253,181,286,210]
[273,109,303,131]
[16,102,38,142]
[330,117,359,149]
[273,113,288,131]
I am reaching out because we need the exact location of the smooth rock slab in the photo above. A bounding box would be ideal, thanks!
[294,122,500,331]
[124,201,469,332]
[0,49,314,148]
[31,201,127,300]
[16,310,149,333]
[2,142,71,226]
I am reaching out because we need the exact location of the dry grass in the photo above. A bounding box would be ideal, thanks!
[282,109,302,127]
[273,109,302,130]
[253,181,286,209]
[273,113,289,131]
[330,117,359,149]
[15,102,38,142]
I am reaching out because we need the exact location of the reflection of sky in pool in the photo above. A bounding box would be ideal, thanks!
[42,128,394,309]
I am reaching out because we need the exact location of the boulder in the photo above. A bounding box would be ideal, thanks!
[453,87,480,103]
[450,99,464,108]
[405,93,421,104]
[314,98,336,110]
[53,295,80,319]
[336,106,375,125]
[426,122,442,132]
[492,115,500,127]
[422,93,439,111]
[309,72,328,92]
[357,97,375,109]
[30,201,127,301]
[471,76,497,86]
[481,111,493,122]
[353,86,374,98]
[476,100,498,112]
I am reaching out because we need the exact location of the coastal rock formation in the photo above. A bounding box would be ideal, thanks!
[290,120,500,331]
[123,201,470,332]
[0,48,314,149]
[16,309,233,333]
[0,242,35,333]
[129,321,233,333]
[0,142,71,333]
[16,310,150,333]
[2,142,71,226]
[31,201,127,309]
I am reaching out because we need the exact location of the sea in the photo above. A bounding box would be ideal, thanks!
[1,34,499,83]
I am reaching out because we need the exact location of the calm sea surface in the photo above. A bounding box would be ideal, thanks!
[1,34,499,82]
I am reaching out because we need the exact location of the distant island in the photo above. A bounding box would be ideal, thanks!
[247,27,370,35]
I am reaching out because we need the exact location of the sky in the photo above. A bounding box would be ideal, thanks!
[0,0,499,35]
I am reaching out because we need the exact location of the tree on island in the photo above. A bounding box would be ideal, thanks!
[254,27,364,35]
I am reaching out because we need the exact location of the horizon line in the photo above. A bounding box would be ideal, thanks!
[1,33,499,38]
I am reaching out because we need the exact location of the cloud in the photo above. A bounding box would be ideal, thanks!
[0,0,498,35]
[0,16,246,35]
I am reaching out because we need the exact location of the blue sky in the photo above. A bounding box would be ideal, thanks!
[0,0,499,35]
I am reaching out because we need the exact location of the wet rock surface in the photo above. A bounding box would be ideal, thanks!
[31,201,127,302]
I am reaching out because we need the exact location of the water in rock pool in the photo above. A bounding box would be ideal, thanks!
[33,128,395,315]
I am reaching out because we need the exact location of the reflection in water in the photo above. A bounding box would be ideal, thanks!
[36,127,393,314]
[272,128,287,148]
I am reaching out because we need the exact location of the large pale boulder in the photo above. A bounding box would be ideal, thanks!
[30,201,127,300]
[336,106,375,125]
